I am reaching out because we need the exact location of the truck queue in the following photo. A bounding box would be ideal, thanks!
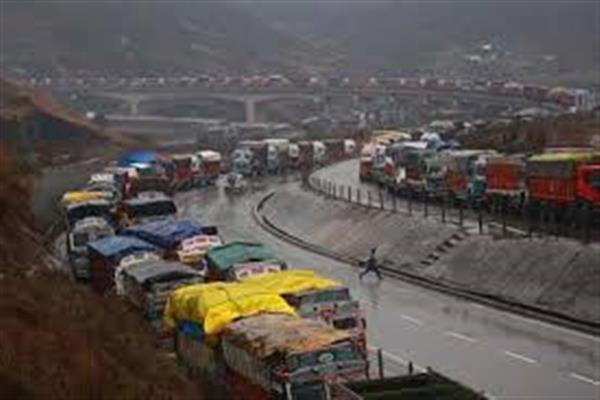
[359,131,600,215]
[57,139,384,399]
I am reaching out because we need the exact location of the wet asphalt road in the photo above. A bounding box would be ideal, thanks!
[176,177,600,400]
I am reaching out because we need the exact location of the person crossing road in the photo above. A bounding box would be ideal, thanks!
[359,247,382,280]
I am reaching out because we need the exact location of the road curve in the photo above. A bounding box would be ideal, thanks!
[176,180,599,400]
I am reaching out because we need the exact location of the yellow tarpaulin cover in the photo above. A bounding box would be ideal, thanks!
[61,191,110,207]
[241,269,340,295]
[163,281,296,335]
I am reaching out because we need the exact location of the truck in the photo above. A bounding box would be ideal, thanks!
[176,234,223,267]
[442,150,497,204]
[121,219,222,268]
[298,141,315,171]
[204,241,286,282]
[243,270,367,353]
[324,139,345,164]
[170,154,195,190]
[313,141,327,166]
[265,139,291,174]
[332,369,487,400]
[525,151,600,209]
[485,155,527,209]
[65,199,113,227]
[197,150,222,185]
[67,217,115,281]
[232,140,269,176]
[358,143,377,182]
[87,235,159,293]
[386,141,432,194]
[121,260,203,343]
[120,192,177,227]
[222,313,368,400]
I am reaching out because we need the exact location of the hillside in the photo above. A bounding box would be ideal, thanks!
[460,111,600,153]
[0,77,128,165]
[0,148,202,400]
[241,1,599,83]
[0,0,333,76]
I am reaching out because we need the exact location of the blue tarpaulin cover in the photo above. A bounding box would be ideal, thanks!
[87,235,158,264]
[123,219,204,250]
[118,150,160,167]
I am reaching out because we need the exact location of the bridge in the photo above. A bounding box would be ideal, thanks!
[76,85,549,123]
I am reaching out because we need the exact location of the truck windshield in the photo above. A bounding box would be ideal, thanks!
[333,316,358,330]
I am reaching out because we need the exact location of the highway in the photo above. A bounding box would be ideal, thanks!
[177,178,599,399]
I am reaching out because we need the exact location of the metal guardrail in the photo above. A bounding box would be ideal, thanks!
[307,174,599,243]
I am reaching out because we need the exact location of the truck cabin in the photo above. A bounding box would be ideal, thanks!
[85,182,121,203]
[526,152,600,206]
[197,150,222,181]
[121,261,203,310]
[222,314,367,400]
[177,234,222,266]
[281,287,362,331]
[124,195,177,225]
[66,200,112,227]
[68,217,115,280]
[68,217,114,255]
[205,241,284,281]
[171,154,193,180]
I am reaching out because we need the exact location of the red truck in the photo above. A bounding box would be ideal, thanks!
[324,138,345,164]
[298,141,315,171]
[485,155,527,208]
[171,154,195,190]
[526,152,600,208]
[197,150,222,185]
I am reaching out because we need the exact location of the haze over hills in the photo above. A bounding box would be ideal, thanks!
[1,0,598,84]
[0,0,335,76]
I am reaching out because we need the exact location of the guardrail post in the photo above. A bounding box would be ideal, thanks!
[377,348,384,380]
[458,201,464,227]
[348,186,351,203]
[392,193,397,212]
[478,205,483,234]
[408,188,413,215]
[379,190,384,210]
[333,183,337,199]
[367,191,372,208]
[502,198,507,237]
[423,188,428,218]
[528,204,534,238]
[441,194,446,223]
[584,204,591,244]
[357,189,362,206]
[550,203,557,238]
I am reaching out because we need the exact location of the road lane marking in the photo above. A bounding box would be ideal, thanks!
[569,373,600,386]
[400,314,424,326]
[503,350,538,364]
[503,311,600,344]
[444,331,478,343]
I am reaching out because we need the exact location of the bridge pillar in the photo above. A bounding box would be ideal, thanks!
[129,100,140,116]
[245,99,256,124]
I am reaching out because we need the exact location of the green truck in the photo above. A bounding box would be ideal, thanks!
[205,241,286,281]
[332,369,488,400]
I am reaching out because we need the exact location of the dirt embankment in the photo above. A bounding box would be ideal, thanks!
[460,111,600,153]
[0,128,201,399]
